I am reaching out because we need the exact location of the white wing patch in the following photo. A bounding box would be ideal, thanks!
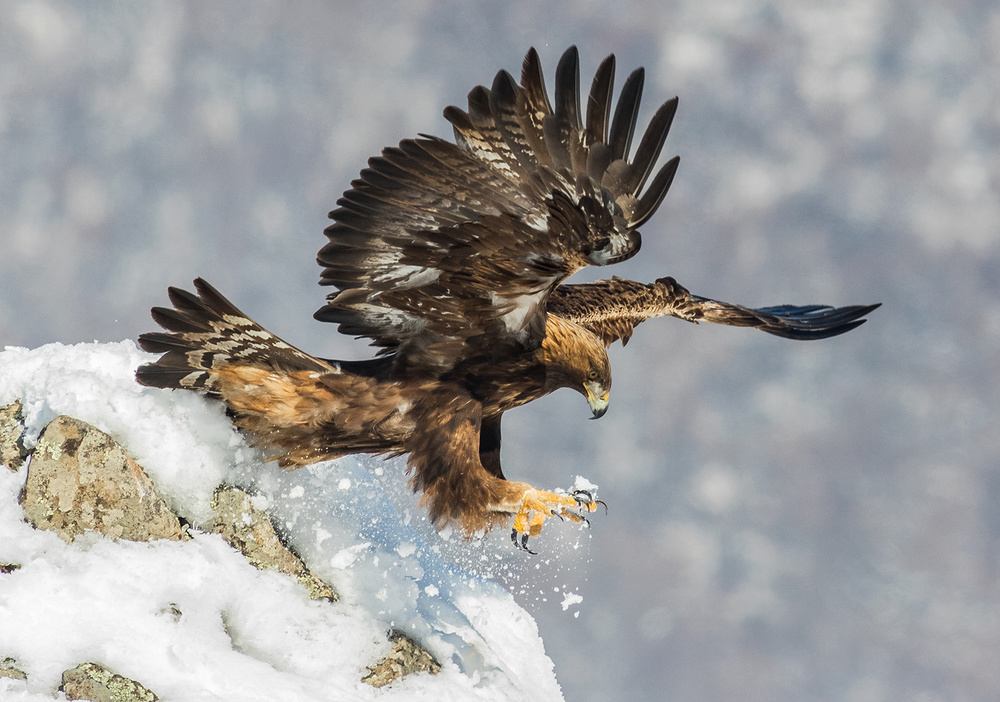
[493,289,547,336]
[374,265,442,289]
[524,212,549,232]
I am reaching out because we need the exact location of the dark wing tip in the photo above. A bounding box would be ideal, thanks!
[624,96,679,197]
[491,68,519,104]
[608,66,645,161]
[629,155,680,228]
[586,54,616,143]
[757,302,881,340]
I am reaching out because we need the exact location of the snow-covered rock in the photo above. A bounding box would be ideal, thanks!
[208,486,338,603]
[21,414,184,543]
[59,662,158,702]
[0,341,564,701]
[0,401,29,472]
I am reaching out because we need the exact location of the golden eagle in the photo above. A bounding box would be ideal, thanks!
[137,47,878,550]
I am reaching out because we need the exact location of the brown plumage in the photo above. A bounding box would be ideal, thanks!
[137,47,878,548]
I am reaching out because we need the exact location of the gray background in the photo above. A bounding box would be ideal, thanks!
[2,1,998,700]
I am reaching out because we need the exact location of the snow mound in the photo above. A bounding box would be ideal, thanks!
[0,341,563,701]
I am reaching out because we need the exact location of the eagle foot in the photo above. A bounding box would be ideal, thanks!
[571,489,608,515]
[507,487,604,553]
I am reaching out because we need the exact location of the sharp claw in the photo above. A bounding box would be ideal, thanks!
[521,532,536,555]
[510,527,537,554]
[570,489,607,514]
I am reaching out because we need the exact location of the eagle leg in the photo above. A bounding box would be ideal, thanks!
[407,398,604,547]
[506,487,603,552]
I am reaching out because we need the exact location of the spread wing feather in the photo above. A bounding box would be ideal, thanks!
[316,46,680,370]
[608,68,644,162]
[586,55,615,145]
[548,277,882,346]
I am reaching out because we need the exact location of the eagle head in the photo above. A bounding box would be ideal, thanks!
[541,315,612,419]
[584,369,611,419]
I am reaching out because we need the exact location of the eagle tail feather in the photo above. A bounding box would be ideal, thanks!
[137,279,331,394]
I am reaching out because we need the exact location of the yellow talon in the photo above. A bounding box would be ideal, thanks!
[507,486,604,552]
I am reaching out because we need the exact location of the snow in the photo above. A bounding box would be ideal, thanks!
[559,592,584,612]
[0,341,564,701]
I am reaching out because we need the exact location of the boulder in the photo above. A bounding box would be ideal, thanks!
[21,416,183,543]
[362,630,441,688]
[210,486,338,601]
[60,662,158,702]
[0,401,30,472]
[0,657,27,681]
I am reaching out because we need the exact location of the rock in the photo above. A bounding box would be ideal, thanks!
[209,487,338,601]
[60,662,158,702]
[0,657,28,681]
[0,401,30,472]
[21,416,183,543]
[362,630,442,688]
[0,563,21,574]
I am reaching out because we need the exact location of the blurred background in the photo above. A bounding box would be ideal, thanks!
[2,1,998,700]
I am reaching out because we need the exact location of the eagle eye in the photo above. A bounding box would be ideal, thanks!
[587,370,599,381]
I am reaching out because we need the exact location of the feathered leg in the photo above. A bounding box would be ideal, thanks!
[406,393,601,550]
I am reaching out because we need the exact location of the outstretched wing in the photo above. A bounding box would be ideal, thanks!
[316,46,680,370]
[547,276,881,346]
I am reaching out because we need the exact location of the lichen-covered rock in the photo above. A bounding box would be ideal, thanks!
[210,486,338,601]
[0,657,28,681]
[21,416,183,543]
[60,662,158,702]
[0,401,30,472]
[362,630,442,688]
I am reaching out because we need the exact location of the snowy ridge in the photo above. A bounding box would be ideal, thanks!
[0,341,563,701]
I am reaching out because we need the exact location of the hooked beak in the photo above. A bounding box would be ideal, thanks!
[586,383,610,419]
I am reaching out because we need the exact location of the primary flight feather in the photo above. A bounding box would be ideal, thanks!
[137,46,879,550]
